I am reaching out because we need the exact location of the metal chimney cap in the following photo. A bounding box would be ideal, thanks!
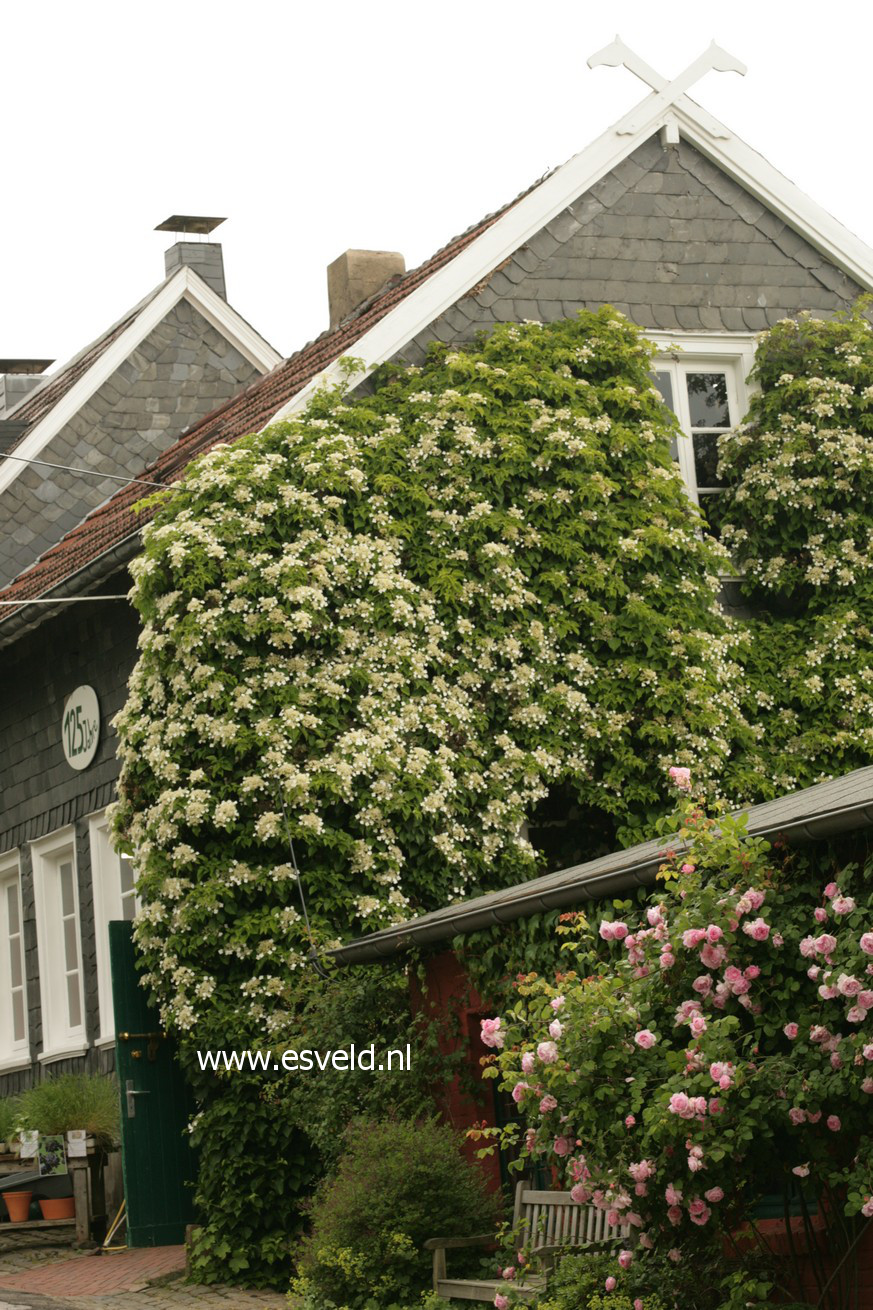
[0,359,54,374]
[155,215,227,235]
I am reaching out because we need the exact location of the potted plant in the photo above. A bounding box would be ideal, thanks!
[16,1075,120,1221]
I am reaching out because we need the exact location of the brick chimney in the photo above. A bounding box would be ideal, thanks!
[327,249,405,329]
[155,216,228,299]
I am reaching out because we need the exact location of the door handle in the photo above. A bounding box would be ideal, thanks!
[125,1079,151,1118]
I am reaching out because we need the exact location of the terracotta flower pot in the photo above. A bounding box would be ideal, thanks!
[38,1196,75,1220]
[3,1190,33,1222]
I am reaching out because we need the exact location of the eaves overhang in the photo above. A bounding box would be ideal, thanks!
[332,767,873,965]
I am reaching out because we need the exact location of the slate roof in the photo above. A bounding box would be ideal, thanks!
[0,184,532,624]
[333,766,873,963]
[2,310,140,436]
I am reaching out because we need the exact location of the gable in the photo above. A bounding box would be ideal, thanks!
[399,135,863,360]
[0,299,263,588]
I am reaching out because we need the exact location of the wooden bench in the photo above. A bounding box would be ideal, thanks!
[425,1181,630,1302]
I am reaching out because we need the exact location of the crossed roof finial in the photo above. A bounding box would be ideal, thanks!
[588,37,746,138]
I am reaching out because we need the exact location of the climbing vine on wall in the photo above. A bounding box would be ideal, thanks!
[112,308,747,1040]
[715,305,873,801]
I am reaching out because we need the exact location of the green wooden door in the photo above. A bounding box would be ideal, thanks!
[109,920,198,1246]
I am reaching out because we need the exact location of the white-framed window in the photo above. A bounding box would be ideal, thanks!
[88,812,139,1043]
[30,828,87,1062]
[648,332,756,528]
[0,850,29,1070]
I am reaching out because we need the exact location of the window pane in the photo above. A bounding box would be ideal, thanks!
[59,863,74,917]
[7,883,19,935]
[10,940,22,989]
[122,894,136,922]
[12,989,25,1043]
[119,858,135,897]
[686,373,730,428]
[66,973,82,1029]
[653,371,675,411]
[692,433,728,489]
[63,917,79,972]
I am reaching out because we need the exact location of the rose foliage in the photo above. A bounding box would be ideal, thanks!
[484,781,873,1309]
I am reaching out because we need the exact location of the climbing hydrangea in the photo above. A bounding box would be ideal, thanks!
[111,310,748,1036]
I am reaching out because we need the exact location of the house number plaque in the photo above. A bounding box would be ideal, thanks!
[62,685,100,770]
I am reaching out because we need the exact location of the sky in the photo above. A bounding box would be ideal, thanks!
[2,1,871,370]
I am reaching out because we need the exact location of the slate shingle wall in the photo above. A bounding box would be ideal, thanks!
[0,301,262,588]
[401,135,862,360]
[0,576,137,1092]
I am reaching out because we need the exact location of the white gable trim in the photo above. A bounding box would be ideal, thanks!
[268,90,873,427]
[0,268,281,498]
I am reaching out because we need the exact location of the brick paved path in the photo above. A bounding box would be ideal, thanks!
[0,1231,288,1308]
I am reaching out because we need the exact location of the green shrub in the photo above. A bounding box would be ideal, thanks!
[0,1097,18,1146]
[15,1074,120,1148]
[294,1117,500,1310]
[530,1252,670,1310]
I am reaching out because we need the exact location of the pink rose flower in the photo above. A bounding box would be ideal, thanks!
[667,1204,682,1225]
[743,917,770,941]
[480,1018,505,1049]
[799,936,818,958]
[847,1006,866,1024]
[624,1114,636,1128]
[605,1277,617,1292]
[746,889,765,910]
[618,1250,633,1269]
[832,896,856,916]
[784,1022,799,1039]
[629,1159,654,1182]
[692,974,713,995]
[682,928,707,949]
[512,1082,529,1104]
[705,1187,724,1203]
[744,965,761,980]
[635,1300,644,1310]
[537,1041,558,1064]
[827,1115,841,1132]
[668,1248,682,1263]
[862,1199,873,1219]
[665,1183,683,1205]
[815,933,838,956]
[521,1052,535,1074]
[659,952,676,969]
[634,1029,656,1049]
[814,907,828,923]
[638,1232,653,1249]
[549,1019,563,1040]
[863,1078,873,1094]
[838,974,861,996]
[690,1014,707,1037]
[789,1107,806,1125]
[550,995,565,1011]
[501,1267,516,1281]
[858,991,873,1010]
[570,1183,591,1203]
[792,1164,810,1177]
[706,924,723,943]
[539,1094,558,1114]
[553,1136,572,1156]
[494,1295,509,1310]
[823,882,839,899]
[668,766,691,791]
[860,933,873,955]
[700,943,727,969]
[807,1110,822,1124]
[681,863,695,874]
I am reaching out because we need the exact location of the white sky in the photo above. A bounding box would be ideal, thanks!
[2,1,872,370]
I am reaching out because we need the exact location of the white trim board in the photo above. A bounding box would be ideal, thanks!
[267,88,873,428]
[0,266,282,499]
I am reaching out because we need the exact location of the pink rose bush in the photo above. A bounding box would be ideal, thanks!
[486,789,873,1303]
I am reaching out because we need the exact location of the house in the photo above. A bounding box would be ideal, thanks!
[0,223,282,1086]
[1,42,872,1092]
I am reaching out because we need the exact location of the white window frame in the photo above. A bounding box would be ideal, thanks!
[30,827,88,1063]
[648,332,757,506]
[88,811,139,1044]
[0,849,30,1072]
